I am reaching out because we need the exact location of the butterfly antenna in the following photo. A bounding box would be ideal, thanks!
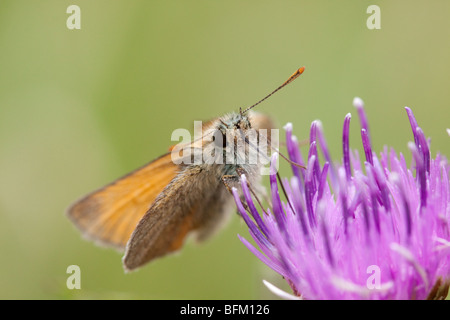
[242,66,305,114]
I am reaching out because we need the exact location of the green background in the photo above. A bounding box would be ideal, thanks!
[0,1,449,299]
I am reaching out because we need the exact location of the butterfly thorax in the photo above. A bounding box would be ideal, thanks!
[205,112,263,181]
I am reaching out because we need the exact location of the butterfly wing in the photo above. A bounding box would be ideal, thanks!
[67,153,179,249]
[248,111,276,131]
[122,113,277,271]
[122,165,234,271]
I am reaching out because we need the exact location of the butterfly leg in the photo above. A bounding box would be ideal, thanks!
[221,174,250,215]
[221,174,239,194]
[221,169,267,215]
[221,166,250,195]
[235,167,269,214]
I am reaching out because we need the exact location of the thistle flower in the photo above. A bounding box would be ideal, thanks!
[232,98,450,300]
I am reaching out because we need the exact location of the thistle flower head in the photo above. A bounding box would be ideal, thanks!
[233,98,450,300]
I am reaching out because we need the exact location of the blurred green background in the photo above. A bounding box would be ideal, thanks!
[0,1,449,299]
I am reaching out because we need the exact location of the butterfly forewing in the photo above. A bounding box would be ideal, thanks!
[67,153,179,249]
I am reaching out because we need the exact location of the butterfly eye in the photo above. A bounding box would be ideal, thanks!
[213,130,227,149]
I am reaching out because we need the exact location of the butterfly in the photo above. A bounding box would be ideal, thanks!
[67,67,305,271]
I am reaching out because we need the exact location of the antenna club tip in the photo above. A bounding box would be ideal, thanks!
[242,65,305,114]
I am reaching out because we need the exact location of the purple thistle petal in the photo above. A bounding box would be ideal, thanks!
[290,176,310,237]
[365,165,382,233]
[416,127,431,174]
[343,113,352,180]
[347,188,361,219]
[232,187,247,217]
[305,155,317,228]
[307,141,320,192]
[320,219,335,268]
[239,174,270,238]
[238,234,289,279]
[361,197,371,232]
[336,167,351,234]
[353,97,371,143]
[405,107,419,147]
[391,174,412,238]
[309,120,317,145]
[234,101,450,300]
[308,121,321,183]
[263,280,302,300]
[316,121,332,165]
[284,123,305,184]
[269,153,287,231]
[361,128,373,166]
[232,187,271,248]
[408,142,427,211]
[317,162,329,201]
[316,120,338,187]
[371,193,381,234]
[372,157,392,213]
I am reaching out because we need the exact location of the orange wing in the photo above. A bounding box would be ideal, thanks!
[67,153,179,250]
[121,164,234,271]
